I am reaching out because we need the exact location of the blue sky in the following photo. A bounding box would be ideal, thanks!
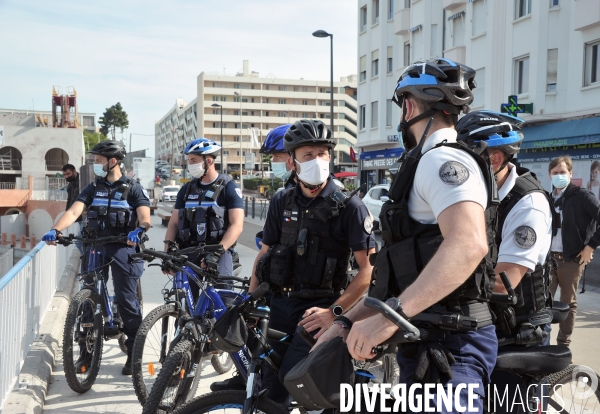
[0,0,357,155]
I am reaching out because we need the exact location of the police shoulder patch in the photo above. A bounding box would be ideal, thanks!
[439,161,470,186]
[364,216,373,234]
[514,226,537,249]
[142,189,149,199]
[235,188,243,198]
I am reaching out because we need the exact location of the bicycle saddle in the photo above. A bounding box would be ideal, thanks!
[496,345,571,375]
[552,301,569,324]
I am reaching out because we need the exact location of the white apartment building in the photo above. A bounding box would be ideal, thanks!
[155,61,359,174]
[357,0,600,191]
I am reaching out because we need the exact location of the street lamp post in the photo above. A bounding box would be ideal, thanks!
[312,29,335,174]
[211,103,224,173]
[234,91,244,192]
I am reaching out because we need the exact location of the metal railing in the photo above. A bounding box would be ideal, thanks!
[0,233,76,410]
[30,190,68,201]
[0,183,16,190]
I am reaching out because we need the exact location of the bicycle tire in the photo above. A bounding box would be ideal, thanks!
[211,352,234,375]
[546,364,600,414]
[382,353,399,385]
[132,303,179,406]
[118,334,128,354]
[173,390,288,414]
[142,339,202,414]
[63,289,104,393]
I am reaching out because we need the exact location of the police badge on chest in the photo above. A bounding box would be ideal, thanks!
[197,223,206,236]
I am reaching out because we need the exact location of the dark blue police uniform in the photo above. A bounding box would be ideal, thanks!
[260,177,375,405]
[174,175,243,288]
[77,175,150,354]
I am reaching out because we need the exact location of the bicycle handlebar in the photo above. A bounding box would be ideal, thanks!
[57,234,126,246]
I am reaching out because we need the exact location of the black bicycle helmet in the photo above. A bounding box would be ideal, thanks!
[392,58,476,111]
[89,140,126,160]
[283,119,335,153]
[456,110,524,155]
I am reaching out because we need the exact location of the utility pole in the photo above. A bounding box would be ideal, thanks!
[234,91,244,192]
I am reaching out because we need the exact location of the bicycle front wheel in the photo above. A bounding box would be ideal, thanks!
[132,303,179,406]
[142,339,202,414]
[63,289,104,393]
[546,364,600,413]
[173,391,288,414]
[211,352,234,374]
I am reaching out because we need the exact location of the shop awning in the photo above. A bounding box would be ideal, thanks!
[334,172,357,178]
[360,147,404,160]
[521,116,600,150]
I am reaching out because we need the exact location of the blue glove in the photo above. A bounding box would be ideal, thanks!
[42,229,60,242]
[127,227,146,244]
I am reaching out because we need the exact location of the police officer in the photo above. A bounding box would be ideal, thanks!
[456,111,554,346]
[164,138,244,286]
[43,141,150,375]
[318,59,497,413]
[248,119,376,406]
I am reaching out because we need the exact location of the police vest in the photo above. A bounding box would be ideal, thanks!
[370,140,499,319]
[496,168,558,327]
[267,186,355,290]
[177,175,231,246]
[84,178,137,237]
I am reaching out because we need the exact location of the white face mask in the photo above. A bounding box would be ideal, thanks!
[295,158,330,186]
[188,162,206,179]
[93,162,108,178]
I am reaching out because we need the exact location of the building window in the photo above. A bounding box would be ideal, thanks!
[371,50,379,77]
[430,24,438,57]
[302,112,310,118]
[585,40,600,86]
[514,56,530,94]
[404,0,411,8]
[213,96,219,101]
[302,100,308,105]
[234,137,240,142]
[550,0,559,7]
[278,112,286,117]
[388,0,394,19]
[302,86,309,92]
[360,55,367,81]
[371,101,378,128]
[223,150,229,156]
[452,14,465,48]
[293,86,299,91]
[372,0,380,25]
[278,99,286,104]
[278,85,286,91]
[387,46,393,73]
[386,99,392,126]
[234,83,240,89]
[547,49,558,92]
[515,0,532,19]
[360,105,366,130]
[472,0,486,36]
[472,68,485,106]
[404,42,411,66]
[265,111,270,117]
[236,151,240,156]
[265,85,270,90]
[360,6,367,31]
[213,109,219,114]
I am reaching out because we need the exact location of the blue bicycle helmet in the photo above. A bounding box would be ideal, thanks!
[184,138,221,156]
[260,124,291,154]
[456,110,524,155]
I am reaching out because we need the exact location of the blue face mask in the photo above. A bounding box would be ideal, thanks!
[552,174,570,189]
[93,162,108,178]
[272,162,291,180]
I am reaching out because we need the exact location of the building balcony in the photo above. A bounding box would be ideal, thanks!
[574,0,600,31]
[443,46,466,65]
[442,0,466,10]
[394,8,411,35]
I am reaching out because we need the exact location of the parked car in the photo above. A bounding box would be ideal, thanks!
[362,184,390,227]
[160,185,181,202]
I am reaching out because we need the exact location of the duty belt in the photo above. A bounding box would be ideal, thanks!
[551,251,564,261]
[279,285,342,299]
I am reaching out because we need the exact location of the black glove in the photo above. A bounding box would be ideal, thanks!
[414,342,456,384]
[204,248,225,272]
[494,304,516,336]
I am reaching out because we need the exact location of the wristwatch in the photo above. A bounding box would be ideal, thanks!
[329,304,343,316]
[385,297,410,321]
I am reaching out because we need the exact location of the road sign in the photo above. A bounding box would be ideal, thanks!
[245,152,255,170]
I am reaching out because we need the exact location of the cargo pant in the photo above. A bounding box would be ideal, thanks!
[548,257,585,346]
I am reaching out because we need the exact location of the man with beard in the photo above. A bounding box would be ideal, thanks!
[62,163,83,254]
[316,59,499,413]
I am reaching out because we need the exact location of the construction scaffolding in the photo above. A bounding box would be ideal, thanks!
[51,86,79,128]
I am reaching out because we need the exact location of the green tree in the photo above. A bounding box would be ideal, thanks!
[99,102,129,140]
[83,130,109,152]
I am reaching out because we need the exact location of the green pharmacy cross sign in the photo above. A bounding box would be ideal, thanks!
[500,95,533,117]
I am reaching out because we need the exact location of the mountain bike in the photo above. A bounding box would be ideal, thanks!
[131,241,247,407]
[131,246,252,414]
[57,233,143,393]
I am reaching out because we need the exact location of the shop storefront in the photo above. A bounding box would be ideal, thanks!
[517,116,600,194]
[359,147,404,190]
